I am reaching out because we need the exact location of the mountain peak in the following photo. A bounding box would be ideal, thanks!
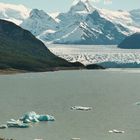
[70,0,95,13]
[30,9,50,19]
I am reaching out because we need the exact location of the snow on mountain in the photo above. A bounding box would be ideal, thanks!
[70,0,95,14]
[98,9,140,33]
[39,6,132,44]
[38,0,140,45]
[0,2,30,25]
[130,9,140,27]
[49,12,60,23]
[1,1,140,45]
[21,9,58,36]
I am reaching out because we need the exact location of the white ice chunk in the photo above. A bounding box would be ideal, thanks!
[71,106,92,111]
[109,129,125,134]
[0,124,8,129]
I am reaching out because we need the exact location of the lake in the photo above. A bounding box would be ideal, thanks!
[0,70,140,140]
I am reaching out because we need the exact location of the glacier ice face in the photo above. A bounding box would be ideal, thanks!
[48,45,140,67]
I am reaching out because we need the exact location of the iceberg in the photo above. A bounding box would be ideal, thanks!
[0,124,8,129]
[7,119,30,128]
[71,138,80,140]
[38,114,55,121]
[20,112,40,123]
[71,106,92,111]
[20,111,55,123]
[134,102,140,105]
[0,111,55,129]
[109,129,125,134]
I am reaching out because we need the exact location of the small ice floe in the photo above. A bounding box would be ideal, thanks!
[7,119,30,128]
[0,124,8,129]
[71,138,80,140]
[109,129,125,134]
[134,102,140,106]
[71,106,92,111]
[0,111,55,129]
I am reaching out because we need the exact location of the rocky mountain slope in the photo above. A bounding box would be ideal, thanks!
[118,33,140,49]
[0,19,84,71]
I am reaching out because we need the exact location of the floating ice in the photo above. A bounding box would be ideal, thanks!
[134,102,140,106]
[0,124,8,129]
[38,114,55,121]
[109,129,125,134]
[20,111,40,123]
[20,111,55,123]
[71,138,80,140]
[71,106,92,111]
[0,111,55,129]
[7,119,30,128]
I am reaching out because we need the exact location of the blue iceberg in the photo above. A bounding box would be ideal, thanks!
[0,111,55,129]
[38,114,55,121]
[7,119,30,128]
[20,111,55,123]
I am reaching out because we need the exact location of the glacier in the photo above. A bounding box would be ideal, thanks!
[48,45,140,67]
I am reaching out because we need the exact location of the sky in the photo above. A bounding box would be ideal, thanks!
[0,0,140,13]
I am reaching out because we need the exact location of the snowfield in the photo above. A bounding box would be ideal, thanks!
[48,45,140,65]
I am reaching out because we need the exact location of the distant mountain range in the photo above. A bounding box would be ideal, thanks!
[0,1,140,45]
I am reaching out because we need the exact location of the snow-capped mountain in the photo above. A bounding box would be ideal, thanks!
[69,0,95,14]
[39,11,129,45]
[0,2,30,25]
[130,9,140,27]
[0,0,140,45]
[38,0,140,44]
[21,9,58,36]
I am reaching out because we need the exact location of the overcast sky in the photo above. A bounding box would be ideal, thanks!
[0,0,140,12]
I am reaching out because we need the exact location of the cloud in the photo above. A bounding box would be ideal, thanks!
[104,0,112,4]
[92,0,112,4]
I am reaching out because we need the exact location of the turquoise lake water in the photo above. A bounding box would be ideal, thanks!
[0,70,140,140]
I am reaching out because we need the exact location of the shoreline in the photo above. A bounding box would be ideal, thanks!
[0,69,27,75]
[0,65,105,75]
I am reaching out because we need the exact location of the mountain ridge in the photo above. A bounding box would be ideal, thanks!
[0,19,85,71]
[0,1,140,45]
[118,33,140,49]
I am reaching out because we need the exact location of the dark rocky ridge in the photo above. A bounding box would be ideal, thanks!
[0,19,104,72]
[118,33,140,49]
[0,19,85,72]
